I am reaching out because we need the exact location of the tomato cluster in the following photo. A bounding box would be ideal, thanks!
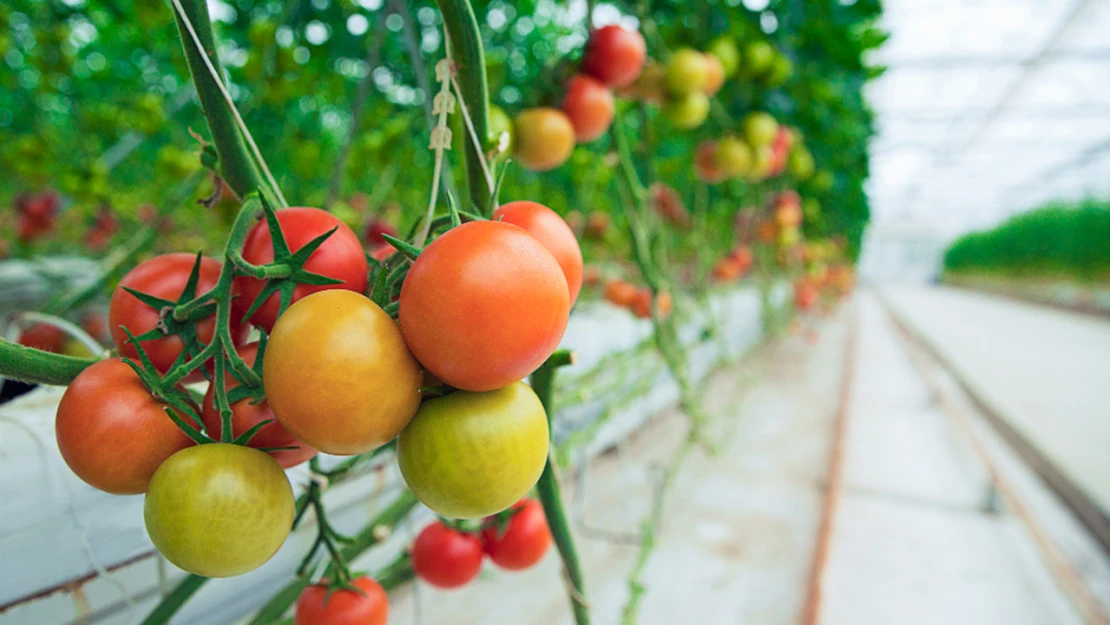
[15,191,60,243]
[411,498,552,589]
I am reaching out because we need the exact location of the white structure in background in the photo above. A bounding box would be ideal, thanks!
[859,219,948,283]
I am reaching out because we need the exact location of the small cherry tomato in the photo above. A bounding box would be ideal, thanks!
[19,323,66,353]
[363,218,396,248]
[743,111,779,148]
[264,290,422,455]
[144,443,294,577]
[561,75,614,143]
[295,577,388,625]
[708,36,741,77]
[493,201,583,305]
[110,253,245,380]
[694,141,726,184]
[663,92,709,130]
[630,289,652,319]
[604,279,638,308]
[664,48,709,96]
[399,221,570,392]
[581,25,646,88]
[701,53,726,95]
[411,522,484,589]
[513,108,575,172]
[716,136,754,178]
[201,343,316,468]
[744,41,775,76]
[481,499,552,571]
[234,207,369,332]
[56,358,194,495]
[398,382,550,519]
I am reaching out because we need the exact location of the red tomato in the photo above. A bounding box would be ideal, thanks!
[370,243,396,262]
[234,207,368,332]
[294,576,388,625]
[363,219,396,248]
[19,323,66,353]
[630,289,652,319]
[561,75,615,143]
[482,499,552,570]
[55,358,194,494]
[493,201,583,305]
[694,141,726,184]
[109,254,245,379]
[82,312,109,341]
[581,25,647,88]
[398,221,570,392]
[795,280,819,310]
[604,279,638,308]
[201,343,316,468]
[411,522,484,589]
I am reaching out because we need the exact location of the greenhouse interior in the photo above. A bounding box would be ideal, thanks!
[1,0,1108,624]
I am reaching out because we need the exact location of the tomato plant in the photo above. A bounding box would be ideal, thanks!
[144,443,294,578]
[294,577,388,625]
[581,24,646,88]
[234,207,368,332]
[399,221,570,392]
[493,200,584,305]
[55,358,194,495]
[411,521,484,589]
[264,290,422,455]
[397,381,550,519]
[513,108,576,172]
[482,499,552,571]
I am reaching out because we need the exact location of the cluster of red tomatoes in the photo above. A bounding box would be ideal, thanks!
[52,198,583,579]
[712,246,754,283]
[601,277,673,320]
[14,191,60,242]
[84,206,120,251]
[509,24,647,172]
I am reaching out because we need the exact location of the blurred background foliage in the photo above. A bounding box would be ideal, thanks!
[0,0,881,269]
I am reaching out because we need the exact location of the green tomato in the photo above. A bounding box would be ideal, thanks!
[803,197,822,221]
[488,105,515,160]
[789,148,815,179]
[813,170,835,191]
[716,136,753,178]
[397,382,549,519]
[664,92,710,130]
[743,111,778,147]
[144,444,294,577]
[664,48,709,96]
[744,41,775,76]
[766,55,793,86]
[707,37,740,77]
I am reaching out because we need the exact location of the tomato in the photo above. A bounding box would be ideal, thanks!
[731,246,754,269]
[604,279,638,308]
[234,207,368,332]
[694,141,726,184]
[482,499,551,570]
[370,243,396,262]
[19,323,65,353]
[778,226,801,248]
[581,25,646,88]
[295,577,388,625]
[585,211,610,239]
[743,112,778,148]
[750,144,775,180]
[767,54,793,86]
[363,219,396,248]
[411,522,484,588]
[264,290,422,455]
[789,147,815,179]
[488,105,515,158]
[624,61,666,104]
[744,41,775,76]
[655,291,674,320]
[664,48,709,96]
[397,382,550,519]
[713,258,742,282]
[664,92,709,130]
[794,280,819,310]
[561,75,614,143]
[583,265,602,286]
[716,136,753,178]
[110,253,244,379]
[398,221,569,392]
[708,36,740,77]
[630,289,651,319]
[82,311,109,341]
[513,108,575,172]
[493,201,584,305]
[56,358,194,495]
[650,183,690,228]
[144,443,294,577]
[702,53,726,95]
[201,343,316,468]
[756,219,779,244]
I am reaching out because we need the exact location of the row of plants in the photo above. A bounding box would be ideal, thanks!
[0,0,876,623]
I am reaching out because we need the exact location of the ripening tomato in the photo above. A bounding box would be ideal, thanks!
[789,147,815,179]
[562,75,615,143]
[110,254,245,379]
[295,577,388,625]
[513,108,576,172]
[144,444,294,577]
[581,25,646,88]
[713,258,742,282]
[743,112,778,148]
[630,289,652,319]
[664,48,709,96]
[702,53,726,95]
[398,221,569,392]
[708,36,740,77]
[744,41,775,76]
[234,207,368,332]
[481,499,551,571]
[694,141,726,184]
[397,382,550,519]
[604,279,638,308]
[201,343,316,468]
[19,323,66,353]
[56,358,194,495]
[794,280,819,310]
[750,144,775,180]
[264,290,422,455]
[411,522,484,588]
[494,201,584,305]
[664,92,709,130]
[716,137,753,178]
[655,291,674,320]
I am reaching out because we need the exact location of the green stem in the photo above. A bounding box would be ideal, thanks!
[139,574,207,625]
[531,351,591,625]
[0,339,99,386]
[434,0,491,212]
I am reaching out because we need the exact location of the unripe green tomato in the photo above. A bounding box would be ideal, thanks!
[789,148,815,179]
[803,197,821,221]
[778,226,800,248]
[664,48,709,96]
[488,105,515,160]
[749,144,775,180]
[813,170,835,191]
[707,36,740,77]
[144,444,294,577]
[397,382,549,519]
[744,41,776,76]
[743,111,778,147]
[716,136,753,178]
[663,92,710,130]
[766,55,793,86]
